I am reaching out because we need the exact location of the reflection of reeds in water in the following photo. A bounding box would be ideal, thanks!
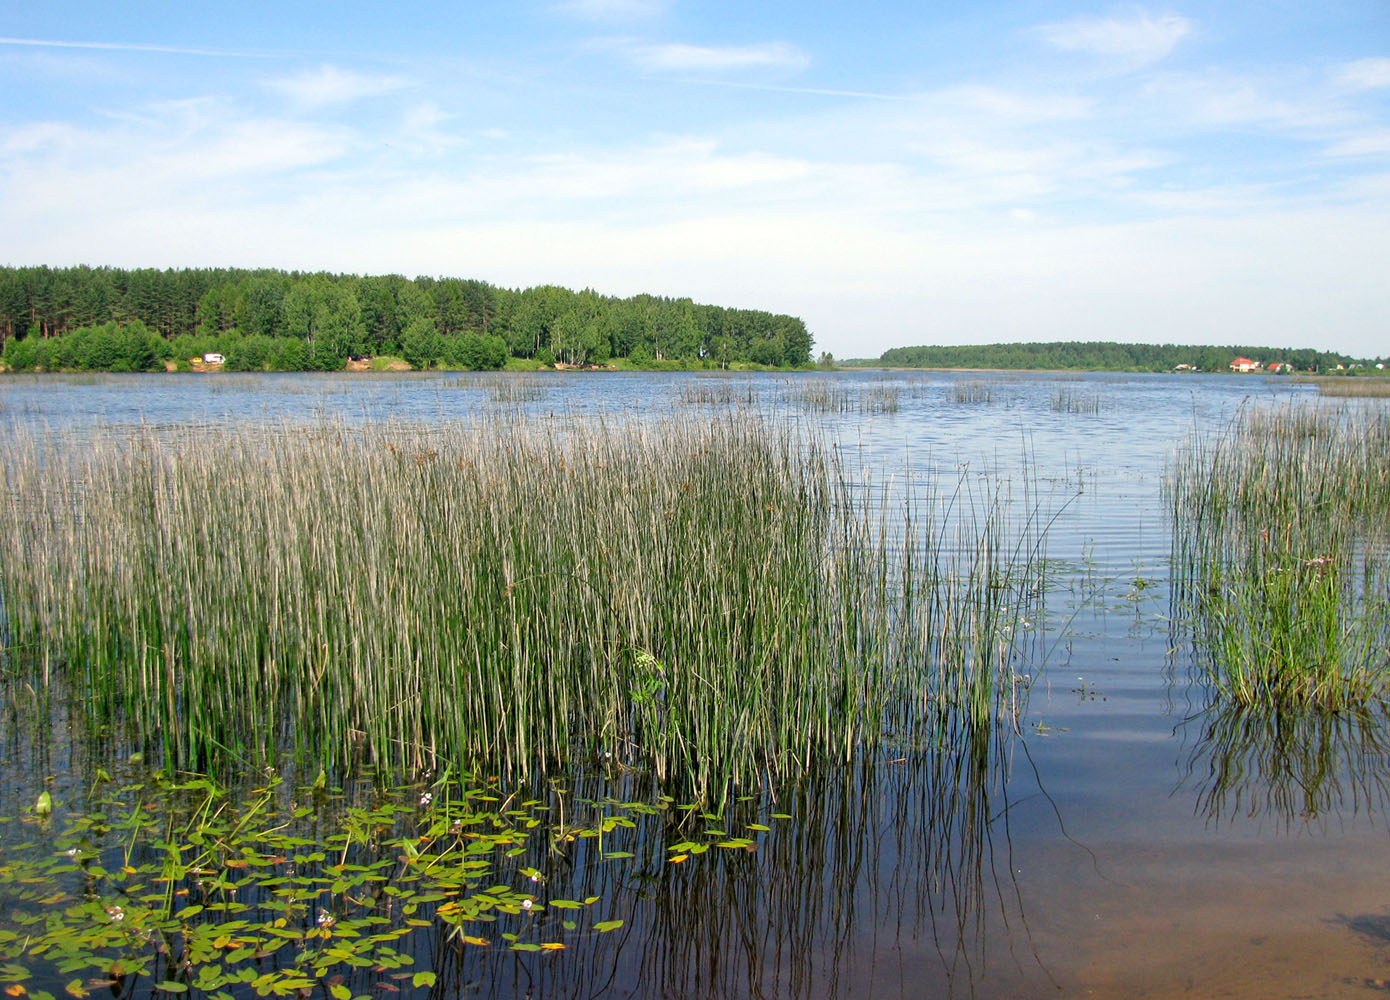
[0,725,1035,1000]
[952,380,994,404]
[1049,387,1105,414]
[0,414,1043,793]
[1179,702,1390,829]
[1167,404,1390,708]
[429,739,1032,999]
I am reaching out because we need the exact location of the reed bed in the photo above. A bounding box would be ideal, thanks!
[487,376,546,403]
[1300,376,1390,398]
[859,385,900,414]
[1167,404,1390,709]
[1048,387,1105,414]
[782,380,853,413]
[0,414,1041,792]
[952,380,994,404]
[677,382,757,407]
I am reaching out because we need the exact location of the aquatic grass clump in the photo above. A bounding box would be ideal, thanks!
[1167,404,1390,709]
[951,380,994,405]
[782,380,852,413]
[859,386,900,414]
[677,382,757,407]
[1301,377,1390,398]
[1048,387,1105,414]
[488,375,546,403]
[0,414,1042,791]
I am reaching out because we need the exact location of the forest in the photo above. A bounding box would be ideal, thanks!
[0,265,813,372]
[875,340,1378,373]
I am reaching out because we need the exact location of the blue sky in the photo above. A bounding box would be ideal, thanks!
[2,2,1387,358]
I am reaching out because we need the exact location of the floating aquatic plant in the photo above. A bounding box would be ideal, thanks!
[0,769,793,998]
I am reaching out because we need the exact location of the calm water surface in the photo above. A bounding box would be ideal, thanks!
[2,370,1387,999]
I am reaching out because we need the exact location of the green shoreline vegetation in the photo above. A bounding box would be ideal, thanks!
[866,340,1385,374]
[0,414,1041,793]
[0,266,813,374]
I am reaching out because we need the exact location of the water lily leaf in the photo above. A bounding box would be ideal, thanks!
[747,823,771,832]
[547,899,583,909]
[593,920,624,933]
[153,984,187,994]
[669,854,688,863]
[330,986,351,1000]
[410,973,436,988]
[600,851,633,860]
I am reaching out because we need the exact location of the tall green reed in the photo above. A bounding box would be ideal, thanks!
[1167,403,1390,709]
[0,414,1042,792]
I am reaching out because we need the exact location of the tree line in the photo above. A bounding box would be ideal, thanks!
[876,341,1377,373]
[0,266,813,371]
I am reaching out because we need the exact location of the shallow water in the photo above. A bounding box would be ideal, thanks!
[2,369,1388,999]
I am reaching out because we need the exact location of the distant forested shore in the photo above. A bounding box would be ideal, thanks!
[0,265,812,372]
[869,341,1384,374]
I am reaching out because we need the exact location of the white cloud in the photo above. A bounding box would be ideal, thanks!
[552,0,667,20]
[1039,10,1192,68]
[1334,58,1390,92]
[933,85,1092,122]
[1139,70,1358,132]
[267,64,411,109]
[627,41,809,74]
[0,35,265,57]
[1323,130,1390,158]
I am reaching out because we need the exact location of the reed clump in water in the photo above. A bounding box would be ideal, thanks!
[782,380,852,413]
[678,382,757,406]
[859,386,900,414]
[0,414,1041,791]
[1049,387,1105,414]
[1299,377,1390,398]
[1167,404,1390,709]
[952,380,994,405]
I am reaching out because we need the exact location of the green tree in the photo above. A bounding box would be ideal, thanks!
[400,316,443,369]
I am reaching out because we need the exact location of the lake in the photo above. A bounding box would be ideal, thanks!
[1,369,1387,999]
